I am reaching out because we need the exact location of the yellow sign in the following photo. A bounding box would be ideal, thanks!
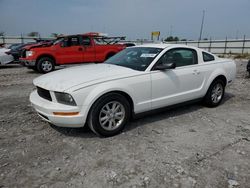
[151,31,160,37]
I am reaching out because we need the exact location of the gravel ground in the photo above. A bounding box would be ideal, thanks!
[0,61,250,188]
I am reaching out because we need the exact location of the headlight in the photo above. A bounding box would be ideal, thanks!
[54,92,77,106]
[26,51,34,57]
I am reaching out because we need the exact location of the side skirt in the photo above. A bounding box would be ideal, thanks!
[132,98,203,120]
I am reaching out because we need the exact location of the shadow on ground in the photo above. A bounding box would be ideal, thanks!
[49,92,234,138]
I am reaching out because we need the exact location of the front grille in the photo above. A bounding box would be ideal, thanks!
[37,87,52,101]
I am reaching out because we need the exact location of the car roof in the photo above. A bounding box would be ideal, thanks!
[134,43,198,50]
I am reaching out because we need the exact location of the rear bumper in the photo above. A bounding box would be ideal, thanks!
[20,59,36,67]
[30,90,87,128]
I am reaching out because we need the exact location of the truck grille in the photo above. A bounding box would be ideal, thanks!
[37,87,52,101]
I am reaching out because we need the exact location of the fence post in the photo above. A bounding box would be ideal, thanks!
[242,35,246,54]
[2,35,5,44]
[224,36,227,54]
[21,33,24,44]
[209,37,212,52]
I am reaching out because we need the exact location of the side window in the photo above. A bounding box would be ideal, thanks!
[70,37,80,46]
[62,36,80,47]
[203,52,215,62]
[157,48,198,67]
[82,37,91,46]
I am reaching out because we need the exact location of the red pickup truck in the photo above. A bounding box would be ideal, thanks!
[20,33,126,73]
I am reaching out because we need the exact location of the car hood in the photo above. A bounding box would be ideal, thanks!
[0,48,10,53]
[33,64,141,92]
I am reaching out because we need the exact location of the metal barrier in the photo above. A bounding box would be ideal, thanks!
[1,35,249,54]
[0,36,54,45]
[164,36,250,54]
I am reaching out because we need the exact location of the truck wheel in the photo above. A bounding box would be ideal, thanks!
[37,57,55,73]
[88,93,131,137]
[204,79,225,107]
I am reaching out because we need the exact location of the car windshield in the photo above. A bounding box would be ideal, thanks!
[105,47,163,71]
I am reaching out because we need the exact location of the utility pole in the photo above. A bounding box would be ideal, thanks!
[199,10,205,41]
[170,25,173,36]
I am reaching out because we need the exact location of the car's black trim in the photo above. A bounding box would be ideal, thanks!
[132,98,203,119]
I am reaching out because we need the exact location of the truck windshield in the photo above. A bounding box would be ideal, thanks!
[105,47,162,71]
[53,38,64,45]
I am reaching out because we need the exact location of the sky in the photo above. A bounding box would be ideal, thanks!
[0,0,250,40]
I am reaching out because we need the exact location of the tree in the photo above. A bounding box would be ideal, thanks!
[164,36,179,42]
[174,37,179,41]
[51,33,63,38]
[27,32,39,37]
[0,31,5,36]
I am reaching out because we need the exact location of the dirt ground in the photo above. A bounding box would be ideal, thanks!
[0,61,250,188]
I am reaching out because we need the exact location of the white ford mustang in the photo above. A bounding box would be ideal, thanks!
[30,44,236,136]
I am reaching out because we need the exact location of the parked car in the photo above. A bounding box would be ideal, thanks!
[0,48,14,65]
[8,43,22,50]
[247,60,250,76]
[20,32,126,73]
[30,44,236,137]
[7,42,36,62]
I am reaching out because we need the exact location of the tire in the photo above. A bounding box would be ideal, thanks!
[88,93,131,137]
[203,79,225,107]
[36,57,55,73]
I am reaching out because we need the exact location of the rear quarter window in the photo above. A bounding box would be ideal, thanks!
[203,52,215,62]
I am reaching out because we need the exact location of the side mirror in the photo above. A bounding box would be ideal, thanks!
[154,62,176,70]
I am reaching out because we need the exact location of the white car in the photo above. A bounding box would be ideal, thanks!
[30,44,236,136]
[0,48,14,65]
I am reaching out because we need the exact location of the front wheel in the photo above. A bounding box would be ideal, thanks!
[204,79,225,107]
[88,93,131,137]
[36,57,55,73]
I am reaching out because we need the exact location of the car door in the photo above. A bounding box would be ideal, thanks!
[151,48,205,109]
[81,36,95,62]
[57,36,84,64]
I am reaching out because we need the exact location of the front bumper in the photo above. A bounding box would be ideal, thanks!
[30,90,87,128]
[20,59,36,67]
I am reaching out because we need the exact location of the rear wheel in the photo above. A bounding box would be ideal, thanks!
[204,79,225,107]
[88,93,130,137]
[36,57,55,73]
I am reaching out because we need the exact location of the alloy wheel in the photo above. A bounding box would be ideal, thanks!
[211,83,223,103]
[99,101,125,131]
[41,61,53,72]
